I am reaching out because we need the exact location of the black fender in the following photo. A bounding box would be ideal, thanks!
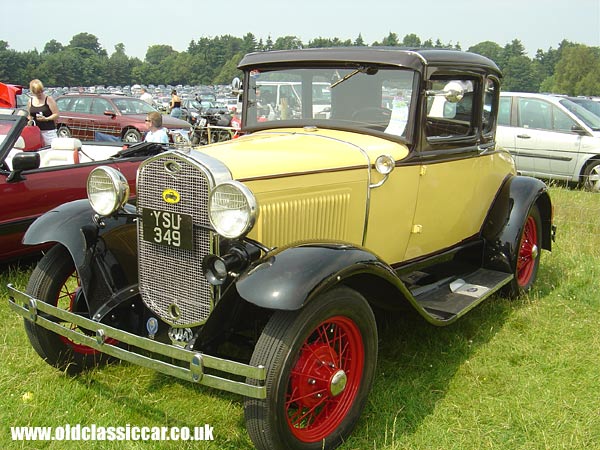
[23,199,139,320]
[482,174,553,274]
[234,243,414,312]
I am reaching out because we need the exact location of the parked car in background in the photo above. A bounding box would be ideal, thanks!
[55,93,191,143]
[0,113,167,262]
[9,48,555,450]
[497,92,600,192]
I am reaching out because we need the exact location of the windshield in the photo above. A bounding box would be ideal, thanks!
[245,67,417,140]
[569,98,600,119]
[559,98,600,131]
[112,98,157,115]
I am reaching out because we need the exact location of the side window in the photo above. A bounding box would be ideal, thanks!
[518,98,551,130]
[72,97,92,114]
[56,97,73,112]
[552,106,577,132]
[498,97,511,126]
[426,78,476,139]
[91,99,113,115]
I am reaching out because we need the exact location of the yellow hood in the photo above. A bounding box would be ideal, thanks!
[199,128,409,181]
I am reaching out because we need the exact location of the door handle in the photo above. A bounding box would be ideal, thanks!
[516,134,531,139]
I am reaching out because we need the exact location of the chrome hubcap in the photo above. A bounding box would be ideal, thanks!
[329,369,347,397]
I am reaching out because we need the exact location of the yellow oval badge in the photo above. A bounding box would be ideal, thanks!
[162,189,180,204]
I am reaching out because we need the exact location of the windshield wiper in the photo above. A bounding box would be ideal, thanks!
[330,66,379,89]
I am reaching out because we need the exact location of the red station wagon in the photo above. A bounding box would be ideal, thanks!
[55,93,191,143]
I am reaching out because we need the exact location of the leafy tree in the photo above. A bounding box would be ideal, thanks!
[381,32,400,46]
[468,41,503,65]
[354,34,365,47]
[145,45,176,65]
[402,33,421,47]
[273,36,303,50]
[308,37,351,48]
[241,33,259,54]
[107,43,133,86]
[552,45,600,95]
[214,52,244,85]
[502,54,539,92]
[43,39,64,54]
[69,32,107,57]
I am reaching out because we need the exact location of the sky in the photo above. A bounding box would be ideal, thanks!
[2,0,600,60]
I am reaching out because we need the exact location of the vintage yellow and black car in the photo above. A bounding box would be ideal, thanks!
[8,48,555,450]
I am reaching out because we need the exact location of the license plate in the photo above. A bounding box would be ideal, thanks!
[142,208,193,250]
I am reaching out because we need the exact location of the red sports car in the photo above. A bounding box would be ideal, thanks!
[0,113,165,262]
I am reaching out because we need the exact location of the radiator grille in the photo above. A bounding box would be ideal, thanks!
[137,154,213,326]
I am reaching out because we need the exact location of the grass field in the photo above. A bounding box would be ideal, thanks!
[1,185,598,449]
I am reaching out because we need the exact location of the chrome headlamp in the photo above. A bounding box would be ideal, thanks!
[208,181,257,239]
[87,166,130,216]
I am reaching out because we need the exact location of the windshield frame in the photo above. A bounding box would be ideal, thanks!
[241,65,419,143]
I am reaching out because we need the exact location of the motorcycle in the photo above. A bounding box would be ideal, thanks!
[190,109,235,145]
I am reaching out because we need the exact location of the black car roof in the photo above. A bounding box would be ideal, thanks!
[238,47,501,76]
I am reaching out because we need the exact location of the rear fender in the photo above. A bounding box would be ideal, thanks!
[23,199,139,319]
[482,175,553,274]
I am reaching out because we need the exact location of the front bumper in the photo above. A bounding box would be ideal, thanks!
[7,284,266,399]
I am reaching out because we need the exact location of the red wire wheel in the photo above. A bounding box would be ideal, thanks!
[56,271,118,355]
[286,316,364,442]
[245,286,378,450]
[516,215,539,287]
[502,204,542,297]
[24,244,116,373]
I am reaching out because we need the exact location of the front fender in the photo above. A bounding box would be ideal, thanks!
[482,175,552,274]
[24,199,139,319]
[234,243,409,311]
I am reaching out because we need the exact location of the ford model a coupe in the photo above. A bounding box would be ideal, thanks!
[9,48,554,450]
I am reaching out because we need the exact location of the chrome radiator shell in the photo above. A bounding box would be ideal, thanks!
[136,150,230,327]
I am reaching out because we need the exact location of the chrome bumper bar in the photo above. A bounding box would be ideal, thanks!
[7,284,266,399]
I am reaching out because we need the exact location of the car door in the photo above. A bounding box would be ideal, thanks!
[514,97,582,180]
[59,96,93,140]
[407,76,507,260]
[91,98,120,139]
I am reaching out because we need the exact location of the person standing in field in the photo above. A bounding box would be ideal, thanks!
[28,79,59,146]
[170,89,182,118]
[140,87,154,105]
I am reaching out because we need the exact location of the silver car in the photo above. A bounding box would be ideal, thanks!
[497,92,600,192]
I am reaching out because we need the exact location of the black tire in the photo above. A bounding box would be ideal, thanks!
[502,204,542,297]
[122,128,142,143]
[24,244,114,374]
[244,286,377,450]
[582,159,600,192]
[57,125,71,138]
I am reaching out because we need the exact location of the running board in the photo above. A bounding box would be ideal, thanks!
[411,268,513,322]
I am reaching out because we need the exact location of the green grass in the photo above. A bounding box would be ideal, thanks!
[1,186,599,449]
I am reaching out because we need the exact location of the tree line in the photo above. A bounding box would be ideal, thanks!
[1,32,599,96]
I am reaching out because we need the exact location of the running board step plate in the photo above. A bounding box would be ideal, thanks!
[413,268,513,321]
